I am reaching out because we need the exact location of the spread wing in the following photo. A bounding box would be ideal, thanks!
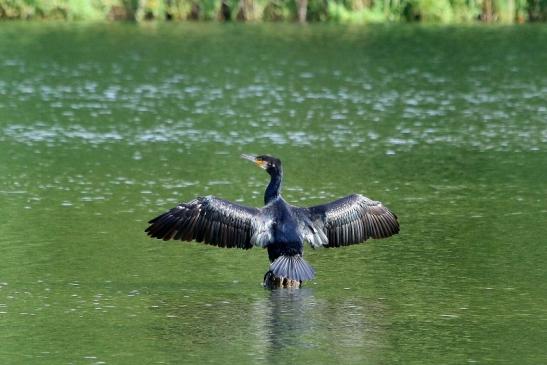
[145,195,260,249]
[304,194,399,248]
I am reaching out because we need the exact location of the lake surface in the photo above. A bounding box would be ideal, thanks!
[0,22,546,364]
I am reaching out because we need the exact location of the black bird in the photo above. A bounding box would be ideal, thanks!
[145,155,399,288]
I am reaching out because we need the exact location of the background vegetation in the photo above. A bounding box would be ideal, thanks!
[0,0,546,23]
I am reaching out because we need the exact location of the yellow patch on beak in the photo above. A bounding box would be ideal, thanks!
[256,160,267,169]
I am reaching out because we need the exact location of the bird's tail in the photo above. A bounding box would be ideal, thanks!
[270,255,315,282]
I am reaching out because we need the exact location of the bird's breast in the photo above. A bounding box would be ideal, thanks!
[272,218,303,244]
[252,198,305,248]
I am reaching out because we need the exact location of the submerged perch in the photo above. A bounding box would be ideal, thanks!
[263,271,301,289]
[145,154,399,289]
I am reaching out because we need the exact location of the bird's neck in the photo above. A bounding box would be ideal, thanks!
[265,171,282,205]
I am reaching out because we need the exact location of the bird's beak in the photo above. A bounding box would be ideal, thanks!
[241,154,267,169]
[240,154,256,163]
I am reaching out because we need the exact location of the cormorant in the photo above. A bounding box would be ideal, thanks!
[145,154,399,288]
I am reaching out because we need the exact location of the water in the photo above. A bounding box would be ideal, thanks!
[1,22,546,364]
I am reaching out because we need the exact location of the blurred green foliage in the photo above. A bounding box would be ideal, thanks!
[0,0,546,22]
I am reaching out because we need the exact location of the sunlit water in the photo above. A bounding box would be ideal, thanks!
[1,23,546,364]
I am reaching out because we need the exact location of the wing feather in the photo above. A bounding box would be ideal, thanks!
[145,195,260,249]
[304,193,399,248]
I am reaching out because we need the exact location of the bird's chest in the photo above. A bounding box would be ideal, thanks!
[271,214,301,244]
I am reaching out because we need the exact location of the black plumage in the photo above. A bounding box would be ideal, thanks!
[304,194,399,247]
[147,197,258,248]
[145,154,399,287]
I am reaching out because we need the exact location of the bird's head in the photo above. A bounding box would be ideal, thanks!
[241,154,282,176]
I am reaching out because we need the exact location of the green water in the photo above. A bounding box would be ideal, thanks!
[1,23,546,364]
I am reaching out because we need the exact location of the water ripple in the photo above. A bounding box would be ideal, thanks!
[2,115,545,153]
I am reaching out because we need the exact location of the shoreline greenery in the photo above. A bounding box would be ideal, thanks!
[0,0,546,23]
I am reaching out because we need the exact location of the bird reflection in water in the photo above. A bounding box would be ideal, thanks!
[249,288,379,363]
[152,287,382,364]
